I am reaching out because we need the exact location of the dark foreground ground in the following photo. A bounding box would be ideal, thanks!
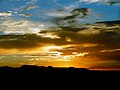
[0,65,120,82]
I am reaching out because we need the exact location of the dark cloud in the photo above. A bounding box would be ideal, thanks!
[22,6,38,11]
[81,0,120,5]
[56,9,65,12]
[52,8,89,27]
[85,51,120,61]
[0,34,40,49]
[55,30,120,49]
[96,20,120,26]
[0,34,68,49]
[53,27,87,32]
[0,23,120,50]
[106,0,120,5]
[20,13,32,17]
[71,8,89,18]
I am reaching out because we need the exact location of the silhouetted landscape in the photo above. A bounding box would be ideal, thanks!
[0,65,120,82]
[0,1,120,86]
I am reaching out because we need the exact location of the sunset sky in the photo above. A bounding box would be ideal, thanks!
[0,0,120,70]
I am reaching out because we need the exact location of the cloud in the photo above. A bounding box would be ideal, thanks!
[86,50,120,61]
[47,12,71,17]
[80,0,120,5]
[80,0,107,3]
[0,35,40,49]
[22,6,38,11]
[51,8,90,27]
[100,48,120,52]
[0,22,119,50]
[0,19,45,34]
[20,13,32,17]
[0,33,63,50]
[0,0,38,18]
[0,12,12,17]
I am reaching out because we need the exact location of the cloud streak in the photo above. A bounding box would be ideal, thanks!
[0,19,46,34]
[80,0,120,4]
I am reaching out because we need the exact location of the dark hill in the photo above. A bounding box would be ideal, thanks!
[0,65,120,82]
[96,20,120,26]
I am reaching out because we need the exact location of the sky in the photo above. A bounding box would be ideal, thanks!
[0,0,120,70]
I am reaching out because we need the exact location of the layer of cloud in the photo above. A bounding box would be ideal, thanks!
[0,0,38,18]
[80,0,120,4]
[0,19,46,34]
[0,22,120,68]
[0,22,120,54]
[51,8,90,27]
[0,12,12,17]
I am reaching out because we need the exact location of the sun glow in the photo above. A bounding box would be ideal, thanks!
[42,46,62,52]
[39,45,89,62]
[37,33,60,39]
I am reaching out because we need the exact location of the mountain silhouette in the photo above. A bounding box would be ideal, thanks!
[0,65,120,82]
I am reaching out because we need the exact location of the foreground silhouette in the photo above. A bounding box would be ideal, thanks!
[0,65,120,82]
